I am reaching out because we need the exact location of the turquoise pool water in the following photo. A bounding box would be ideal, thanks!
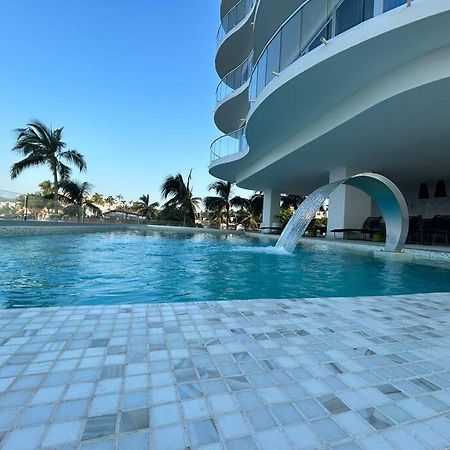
[1,231,450,308]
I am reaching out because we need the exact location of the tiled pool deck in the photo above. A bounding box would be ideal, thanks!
[1,293,450,450]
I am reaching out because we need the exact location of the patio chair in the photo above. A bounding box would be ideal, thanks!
[330,216,384,240]
[423,215,450,245]
[406,215,423,244]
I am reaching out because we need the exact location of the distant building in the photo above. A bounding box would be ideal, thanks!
[103,210,145,221]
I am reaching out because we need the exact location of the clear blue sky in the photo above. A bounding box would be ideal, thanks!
[0,0,250,202]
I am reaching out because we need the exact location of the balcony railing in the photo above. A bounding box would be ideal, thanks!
[217,0,256,46]
[216,52,253,104]
[210,127,248,163]
[249,0,411,102]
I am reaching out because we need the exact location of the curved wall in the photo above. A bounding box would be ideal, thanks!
[211,0,450,191]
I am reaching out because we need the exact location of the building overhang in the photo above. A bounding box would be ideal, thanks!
[211,0,450,194]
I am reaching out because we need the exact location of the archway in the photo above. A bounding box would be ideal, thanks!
[276,173,409,253]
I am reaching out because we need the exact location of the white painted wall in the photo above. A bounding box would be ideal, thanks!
[327,168,372,236]
[261,189,281,231]
[399,179,450,218]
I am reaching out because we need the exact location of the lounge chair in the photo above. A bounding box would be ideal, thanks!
[330,217,384,241]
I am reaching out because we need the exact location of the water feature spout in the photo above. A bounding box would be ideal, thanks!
[276,173,409,254]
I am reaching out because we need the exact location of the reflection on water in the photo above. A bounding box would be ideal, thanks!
[1,231,450,308]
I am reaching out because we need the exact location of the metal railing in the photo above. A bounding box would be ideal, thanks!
[217,0,256,46]
[216,52,254,104]
[210,127,248,163]
[211,0,412,165]
[249,0,410,101]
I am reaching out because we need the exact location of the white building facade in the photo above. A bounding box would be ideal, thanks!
[211,0,450,234]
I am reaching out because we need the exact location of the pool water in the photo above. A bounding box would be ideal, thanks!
[1,231,450,308]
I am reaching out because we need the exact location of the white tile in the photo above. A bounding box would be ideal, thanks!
[209,394,237,414]
[216,413,249,439]
[2,425,44,450]
[182,398,208,420]
[31,386,65,405]
[89,394,120,416]
[42,420,83,447]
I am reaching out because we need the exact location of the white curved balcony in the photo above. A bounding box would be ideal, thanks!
[221,0,241,19]
[210,127,249,165]
[252,0,304,62]
[216,53,253,104]
[217,0,256,46]
[238,0,450,194]
[248,0,415,103]
[214,83,250,134]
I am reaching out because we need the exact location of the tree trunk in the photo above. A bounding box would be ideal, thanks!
[183,207,187,226]
[226,203,230,229]
[53,169,59,215]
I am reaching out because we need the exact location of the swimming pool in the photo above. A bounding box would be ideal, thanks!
[1,231,450,308]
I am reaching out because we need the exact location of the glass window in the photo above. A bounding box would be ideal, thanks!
[249,72,257,100]
[300,0,328,49]
[280,12,301,71]
[230,69,237,90]
[242,59,249,82]
[236,64,243,87]
[307,21,332,53]
[256,51,267,97]
[245,0,253,15]
[227,6,237,31]
[383,0,406,11]
[335,0,364,35]
[364,0,374,20]
[236,0,246,23]
[220,16,226,36]
[265,33,281,85]
[238,129,247,152]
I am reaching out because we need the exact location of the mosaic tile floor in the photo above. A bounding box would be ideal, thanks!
[0,293,450,450]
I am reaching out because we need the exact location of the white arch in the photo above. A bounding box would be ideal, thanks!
[276,173,409,253]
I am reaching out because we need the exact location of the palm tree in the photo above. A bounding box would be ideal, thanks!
[136,194,159,219]
[90,193,104,206]
[204,181,233,229]
[59,180,101,222]
[10,121,87,212]
[38,180,54,198]
[105,196,115,208]
[161,170,201,226]
[115,194,126,210]
[281,194,305,210]
[230,192,264,230]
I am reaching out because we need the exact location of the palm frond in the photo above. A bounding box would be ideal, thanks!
[161,174,185,200]
[57,161,72,180]
[208,181,231,201]
[230,196,250,209]
[10,154,47,179]
[281,194,305,210]
[60,150,87,172]
[204,196,226,212]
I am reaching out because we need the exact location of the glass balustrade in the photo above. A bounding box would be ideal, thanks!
[249,0,408,102]
[212,0,410,164]
[216,53,253,104]
[210,127,248,163]
[217,0,256,46]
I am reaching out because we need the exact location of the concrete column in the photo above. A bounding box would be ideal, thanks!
[327,167,372,238]
[261,189,281,233]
